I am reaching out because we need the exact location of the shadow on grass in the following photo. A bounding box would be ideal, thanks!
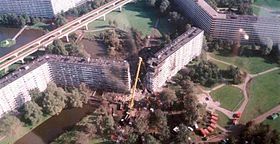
[216,48,279,66]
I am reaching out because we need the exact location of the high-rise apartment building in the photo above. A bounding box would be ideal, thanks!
[145,27,204,92]
[176,0,280,45]
[0,0,86,18]
[0,55,131,117]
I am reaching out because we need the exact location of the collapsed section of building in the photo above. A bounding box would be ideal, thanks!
[0,55,131,116]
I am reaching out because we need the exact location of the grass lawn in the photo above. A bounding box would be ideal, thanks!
[240,70,280,123]
[28,22,50,30]
[209,59,229,70]
[216,111,230,128]
[88,1,172,36]
[210,85,244,111]
[209,52,278,74]
[0,116,50,144]
[263,118,280,132]
[252,0,280,16]
[253,0,280,9]
[90,138,112,144]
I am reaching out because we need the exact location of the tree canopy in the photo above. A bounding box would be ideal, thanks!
[0,114,22,137]
[21,101,43,125]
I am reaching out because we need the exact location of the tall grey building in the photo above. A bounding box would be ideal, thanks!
[0,0,86,18]
[0,55,131,117]
[176,0,280,45]
[145,27,204,92]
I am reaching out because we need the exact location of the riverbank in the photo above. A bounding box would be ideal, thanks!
[0,116,51,144]
[14,105,96,144]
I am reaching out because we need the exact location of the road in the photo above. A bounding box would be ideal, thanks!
[252,105,280,124]
[0,0,132,71]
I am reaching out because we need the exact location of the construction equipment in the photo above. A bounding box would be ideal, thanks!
[128,57,143,110]
[120,57,143,125]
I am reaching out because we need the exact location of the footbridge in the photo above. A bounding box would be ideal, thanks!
[0,0,132,71]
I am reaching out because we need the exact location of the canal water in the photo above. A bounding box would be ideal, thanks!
[15,105,96,144]
[0,27,44,57]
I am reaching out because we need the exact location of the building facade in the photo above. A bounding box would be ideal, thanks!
[0,0,86,18]
[145,27,204,92]
[176,0,280,45]
[0,55,131,117]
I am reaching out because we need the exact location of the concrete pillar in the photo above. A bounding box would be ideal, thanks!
[4,67,9,73]
[19,59,25,64]
[118,6,122,12]
[65,35,69,42]
[84,24,89,31]
[103,15,106,21]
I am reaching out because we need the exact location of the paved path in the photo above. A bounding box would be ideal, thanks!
[252,105,280,124]
[12,25,27,40]
[251,67,280,78]
[196,54,280,142]
[84,27,115,33]
[207,53,237,67]
[217,124,229,133]
[252,4,274,13]
[235,74,251,114]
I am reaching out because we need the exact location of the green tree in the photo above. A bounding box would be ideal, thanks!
[172,124,191,144]
[54,14,67,27]
[51,130,78,144]
[78,83,91,103]
[237,123,280,144]
[160,88,177,107]
[125,133,139,144]
[21,101,43,125]
[17,15,26,27]
[262,37,273,55]
[147,0,157,7]
[183,94,198,125]
[144,134,160,144]
[48,39,68,55]
[30,17,40,25]
[0,114,22,137]
[42,87,67,116]
[67,88,84,108]
[168,11,182,23]
[159,0,170,13]
[188,61,222,87]
[29,88,44,106]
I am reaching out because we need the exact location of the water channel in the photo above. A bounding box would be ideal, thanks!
[0,27,45,57]
[15,105,96,144]
[0,27,104,143]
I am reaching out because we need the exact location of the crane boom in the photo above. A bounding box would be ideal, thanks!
[128,57,143,109]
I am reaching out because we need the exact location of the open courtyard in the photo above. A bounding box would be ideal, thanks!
[210,85,244,111]
[88,1,172,37]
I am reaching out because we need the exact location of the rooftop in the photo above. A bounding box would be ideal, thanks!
[195,0,227,19]
[147,27,203,67]
[197,0,280,20]
[0,55,129,89]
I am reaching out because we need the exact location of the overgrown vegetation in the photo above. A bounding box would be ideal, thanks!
[46,38,90,58]
[52,72,202,143]
[205,0,253,15]
[184,61,243,87]
[229,122,280,143]
[144,0,192,39]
